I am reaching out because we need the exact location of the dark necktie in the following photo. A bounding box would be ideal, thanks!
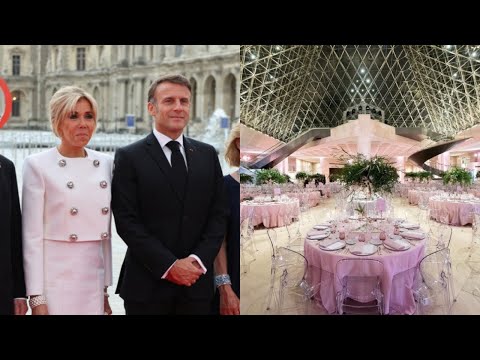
[166,140,187,195]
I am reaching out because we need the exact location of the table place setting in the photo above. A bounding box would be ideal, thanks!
[384,237,411,251]
[399,222,420,230]
[401,230,426,240]
[313,223,332,230]
[349,243,378,256]
[307,229,330,240]
[316,238,346,251]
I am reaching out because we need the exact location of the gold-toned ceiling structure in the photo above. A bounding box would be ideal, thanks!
[241,45,480,143]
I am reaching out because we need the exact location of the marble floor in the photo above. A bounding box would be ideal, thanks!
[240,195,480,315]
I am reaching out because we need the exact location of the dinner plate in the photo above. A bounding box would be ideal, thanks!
[384,240,410,251]
[350,244,377,256]
[308,233,329,240]
[369,238,383,246]
[318,241,346,251]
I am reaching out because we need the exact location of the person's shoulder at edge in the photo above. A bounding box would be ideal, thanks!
[0,153,14,167]
[23,147,56,163]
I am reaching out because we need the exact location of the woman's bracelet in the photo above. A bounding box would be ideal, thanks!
[215,274,231,288]
[29,295,47,309]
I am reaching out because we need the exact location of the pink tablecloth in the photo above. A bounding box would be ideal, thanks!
[304,237,425,314]
[240,200,300,228]
[429,198,480,226]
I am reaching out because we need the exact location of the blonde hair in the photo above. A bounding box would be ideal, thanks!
[224,122,240,167]
[49,86,98,138]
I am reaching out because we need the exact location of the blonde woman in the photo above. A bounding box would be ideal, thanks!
[22,86,113,315]
[212,122,240,315]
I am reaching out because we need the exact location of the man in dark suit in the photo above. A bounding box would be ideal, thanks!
[112,74,227,314]
[0,154,27,315]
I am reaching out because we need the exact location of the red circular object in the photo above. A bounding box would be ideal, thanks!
[0,77,13,128]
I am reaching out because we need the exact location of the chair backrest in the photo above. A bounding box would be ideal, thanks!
[335,258,384,306]
[240,206,255,243]
[416,246,454,314]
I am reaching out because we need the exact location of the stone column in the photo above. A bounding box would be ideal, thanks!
[319,157,330,183]
[215,73,223,115]
[196,75,204,122]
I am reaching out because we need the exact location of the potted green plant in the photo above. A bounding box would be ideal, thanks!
[338,154,399,197]
[240,173,253,184]
[255,168,287,185]
[442,167,473,187]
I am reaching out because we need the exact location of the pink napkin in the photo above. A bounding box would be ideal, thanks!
[400,223,420,230]
[350,243,377,255]
[307,229,329,237]
[401,231,425,240]
[318,238,342,248]
[384,238,409,250]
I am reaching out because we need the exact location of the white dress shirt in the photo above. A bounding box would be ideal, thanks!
[152,128,207,278]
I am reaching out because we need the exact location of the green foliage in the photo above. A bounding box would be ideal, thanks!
[295,171,308,180]
[240,173,253,184]
[339,154,399,194]
[308,173,326,184]
[442,167,473,186]
[255,168,287,185]
[329,173,341,182]
[404,171,432,182]
[282,173,291,183]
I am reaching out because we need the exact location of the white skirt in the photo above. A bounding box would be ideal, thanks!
[44,239,105,315]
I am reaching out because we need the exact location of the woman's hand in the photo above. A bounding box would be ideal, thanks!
[219,285,240,315]
[104,295,112,315]
[32,304,49,315]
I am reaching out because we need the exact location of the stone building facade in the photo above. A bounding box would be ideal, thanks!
[0,45,239,134]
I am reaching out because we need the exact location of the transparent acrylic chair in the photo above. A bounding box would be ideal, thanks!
[413,247,455,315]
[335,258,384,315]
[240,206,257,275]
[264,228,319,314]
[462,212,480,299]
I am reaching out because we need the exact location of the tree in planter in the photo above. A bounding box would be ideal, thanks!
[418,171,432,183]
[255,168,287,185]
[240,173,253,184]
[282,173,292,183]
[308,173,326,186]
[338,154,399,197]
[442,167,473,187]
[295,171,309,187]
[329,173,341,183]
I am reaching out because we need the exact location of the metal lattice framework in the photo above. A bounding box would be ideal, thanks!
[241,45,480,143]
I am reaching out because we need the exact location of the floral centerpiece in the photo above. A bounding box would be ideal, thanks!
[338,154,399,198]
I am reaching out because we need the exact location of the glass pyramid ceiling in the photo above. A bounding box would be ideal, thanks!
[241,45,480,143]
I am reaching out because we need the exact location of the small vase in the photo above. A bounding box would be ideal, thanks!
[379,231,386,240]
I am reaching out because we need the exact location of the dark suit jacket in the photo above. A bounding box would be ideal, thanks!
[0,155,26,314]
[112,133,227,303]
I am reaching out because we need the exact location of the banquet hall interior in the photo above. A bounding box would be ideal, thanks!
[240,45,480,315]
